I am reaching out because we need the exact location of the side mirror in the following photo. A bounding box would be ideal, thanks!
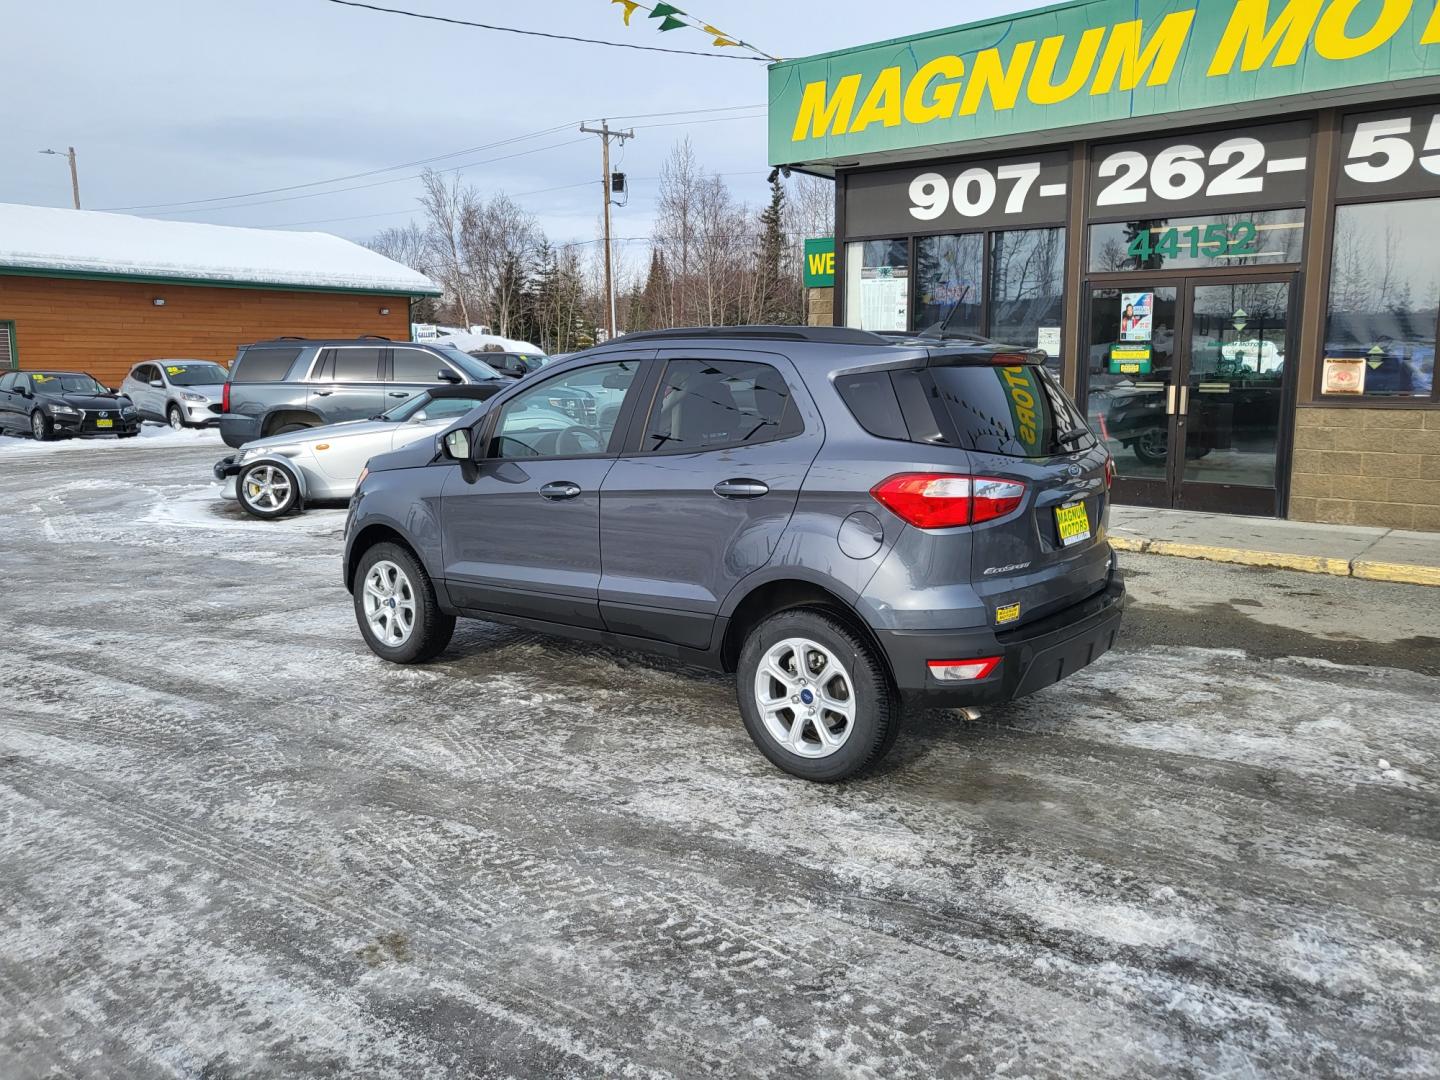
[437,369,462,384]
[442,428,472,460]
[149,379,164,388]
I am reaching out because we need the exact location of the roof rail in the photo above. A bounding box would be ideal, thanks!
[611,325,888,347]
[360,334,392,341]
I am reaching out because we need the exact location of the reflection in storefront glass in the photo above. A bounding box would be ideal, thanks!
[915,234,982,336]
[1089,208,1305,273]
[990,228,1065,368]
[1323,199,1438,399]
[1086,287,1177,481]
[844,239,910,332]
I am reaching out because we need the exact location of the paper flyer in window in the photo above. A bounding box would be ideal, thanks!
[1120,292,1153,342]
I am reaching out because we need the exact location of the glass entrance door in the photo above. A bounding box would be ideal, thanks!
[1083,277,1294,515]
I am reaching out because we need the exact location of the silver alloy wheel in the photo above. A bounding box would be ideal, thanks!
[241,464,293,512]
[168,406,184,430]
[31,411,45,439]
[754,637,857,759]
[362,560,417,647]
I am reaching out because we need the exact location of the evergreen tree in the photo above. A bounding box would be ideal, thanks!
[756,175,798,324]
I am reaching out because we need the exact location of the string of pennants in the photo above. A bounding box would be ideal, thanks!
[608,1,780,60]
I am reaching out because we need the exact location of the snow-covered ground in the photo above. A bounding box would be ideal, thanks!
[0,442,1436,1079]
[0,422,224,457]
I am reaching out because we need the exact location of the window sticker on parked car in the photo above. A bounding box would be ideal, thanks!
[166,366,187,375]
[31,374,53,382]
[995,602,1021,625]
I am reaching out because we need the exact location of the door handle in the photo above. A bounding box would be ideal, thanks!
[314,390,334,397]
[1165,385,1177,416]
[538,481,582,501]
[1178,385,1190,415]
[713,478,769,499]
[388,392,409,398]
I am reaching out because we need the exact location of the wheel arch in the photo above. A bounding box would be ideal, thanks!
[719,577,895,687]
[346,523,421,593]
[260,408,324,438]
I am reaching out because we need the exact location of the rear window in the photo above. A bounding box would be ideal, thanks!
[837,363,1092,458]
[232,347,302,384]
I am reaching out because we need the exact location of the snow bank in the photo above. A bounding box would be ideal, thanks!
[0,202,440,295]
[435,330,544,355]
[0,423,223,457]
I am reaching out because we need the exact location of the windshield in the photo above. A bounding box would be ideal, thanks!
[30,373,106,395]
[382,392,492,423]
[435,346,501,381]
[162,362,228,386]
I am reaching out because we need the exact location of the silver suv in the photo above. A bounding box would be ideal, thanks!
[342,326,1124,782]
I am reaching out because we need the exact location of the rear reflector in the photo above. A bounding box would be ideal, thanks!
[871,473,1026,529]
[928,656,1002,681]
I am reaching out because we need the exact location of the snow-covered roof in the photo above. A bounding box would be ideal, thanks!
[0,203,441,296]
[437,330,544,354]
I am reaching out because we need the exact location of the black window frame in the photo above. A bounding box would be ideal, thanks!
[632,357,805,457]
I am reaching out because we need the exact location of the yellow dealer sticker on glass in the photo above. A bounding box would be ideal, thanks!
[166,366,186,375]
[995,603,1021,625]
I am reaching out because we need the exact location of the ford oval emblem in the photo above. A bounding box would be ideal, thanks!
[1067,464,1082,477]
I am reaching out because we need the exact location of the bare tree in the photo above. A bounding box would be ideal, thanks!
[418,169,479,326]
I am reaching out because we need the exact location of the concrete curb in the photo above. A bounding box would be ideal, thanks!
[1110,535,1440,586]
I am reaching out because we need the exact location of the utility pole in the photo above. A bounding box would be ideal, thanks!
[39,147,81,209]
[579,121,634,341]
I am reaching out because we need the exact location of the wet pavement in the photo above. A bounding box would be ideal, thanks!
[1,434,1437,1078]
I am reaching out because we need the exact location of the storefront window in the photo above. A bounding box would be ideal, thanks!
[1089,209,1305,273]
[990,228,1065,367]
[1322,199,1439,400]
[915,234,982,336]
[845,239,909,332]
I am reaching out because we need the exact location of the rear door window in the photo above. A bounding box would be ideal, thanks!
[642,359,800,453]
[328,348,383,382]
[232,347,302,384]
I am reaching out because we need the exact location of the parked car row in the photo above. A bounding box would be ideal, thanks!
[0,370,141,440]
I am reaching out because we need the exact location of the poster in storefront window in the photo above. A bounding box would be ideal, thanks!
[1121,292,1154,342]
[1036,325,1062,358]
[859,266,908,332]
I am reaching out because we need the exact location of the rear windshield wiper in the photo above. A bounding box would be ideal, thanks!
[1055,424,1090,445]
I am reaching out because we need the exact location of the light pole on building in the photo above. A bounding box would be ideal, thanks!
[39,147,81,209]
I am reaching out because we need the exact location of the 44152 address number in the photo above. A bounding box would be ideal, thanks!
[1125,222,1259,260]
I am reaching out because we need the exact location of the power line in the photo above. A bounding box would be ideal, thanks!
[318,0,768,60]
[101,104,766,214]
[259,181,598,229]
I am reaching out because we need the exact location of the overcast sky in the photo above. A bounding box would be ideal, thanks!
[6,0,1031,268]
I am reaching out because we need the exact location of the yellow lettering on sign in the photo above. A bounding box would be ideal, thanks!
[1424,0,1440,42]
[960,41,1037,115]
[1028,28,1106,104]
[850,66,904,132]
[807,252,836,276]
[791,74,862,141]
[1313,0,1411,59]
[903,55,965,123]
[1091,11,1196,94]
[1208,0,1323,75]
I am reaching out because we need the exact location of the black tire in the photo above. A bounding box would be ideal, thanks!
[1131,427,1169,465]
[352,542,455,664]
[117,432,139,439]
[236,459,301,519]
[30,410,51,442]
[736,607,899,783]
[166,403,186,430]
[269,421,312,436]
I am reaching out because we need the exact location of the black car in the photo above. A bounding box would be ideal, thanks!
[0,370,140,441]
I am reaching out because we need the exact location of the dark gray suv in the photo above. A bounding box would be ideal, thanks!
[219,337,508,448]
[342,327,1123,782]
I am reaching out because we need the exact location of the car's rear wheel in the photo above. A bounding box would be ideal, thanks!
[236,460,300,519]
[353,542,454,663]
[270,422,312,436]
[736,608,898,782]
[30,411,51,441]
[167,404,185,430]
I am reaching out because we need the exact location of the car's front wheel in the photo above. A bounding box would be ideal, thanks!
[736,608,899,782]
[353,542,455,663]
[236,460,301,519]
[31,410,52,441]
[167,404,185,430]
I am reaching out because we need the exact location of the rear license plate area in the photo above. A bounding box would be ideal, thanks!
[1054,501,1091,547]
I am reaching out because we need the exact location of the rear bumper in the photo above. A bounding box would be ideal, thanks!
[875,574,1124,709]
[220,415,259,448]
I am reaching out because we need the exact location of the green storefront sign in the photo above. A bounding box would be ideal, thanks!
[802,237,836,287]
[768,0,1440,165]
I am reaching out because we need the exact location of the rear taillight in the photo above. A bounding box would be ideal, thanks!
[1103,456,1116,490]
[928,656,1001,681]
[870,473,1026,529]
[222,382,231,413]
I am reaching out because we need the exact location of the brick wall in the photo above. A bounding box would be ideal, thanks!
[806,287,834,327]
[0,274,411,386]
[1289,407,1440,532]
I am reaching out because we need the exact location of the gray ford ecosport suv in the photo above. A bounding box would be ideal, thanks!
[343,326,1123,782]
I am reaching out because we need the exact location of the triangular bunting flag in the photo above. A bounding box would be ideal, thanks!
[610,0,641,25]
[710,35,738,46]
[657,14,685,30]
[649,3,683,18]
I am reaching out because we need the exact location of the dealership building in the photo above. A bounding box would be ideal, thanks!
[0,203,440,389]
[772,0,1440,530]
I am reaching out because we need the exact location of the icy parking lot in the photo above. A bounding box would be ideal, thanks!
[1,436,1437,1078]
